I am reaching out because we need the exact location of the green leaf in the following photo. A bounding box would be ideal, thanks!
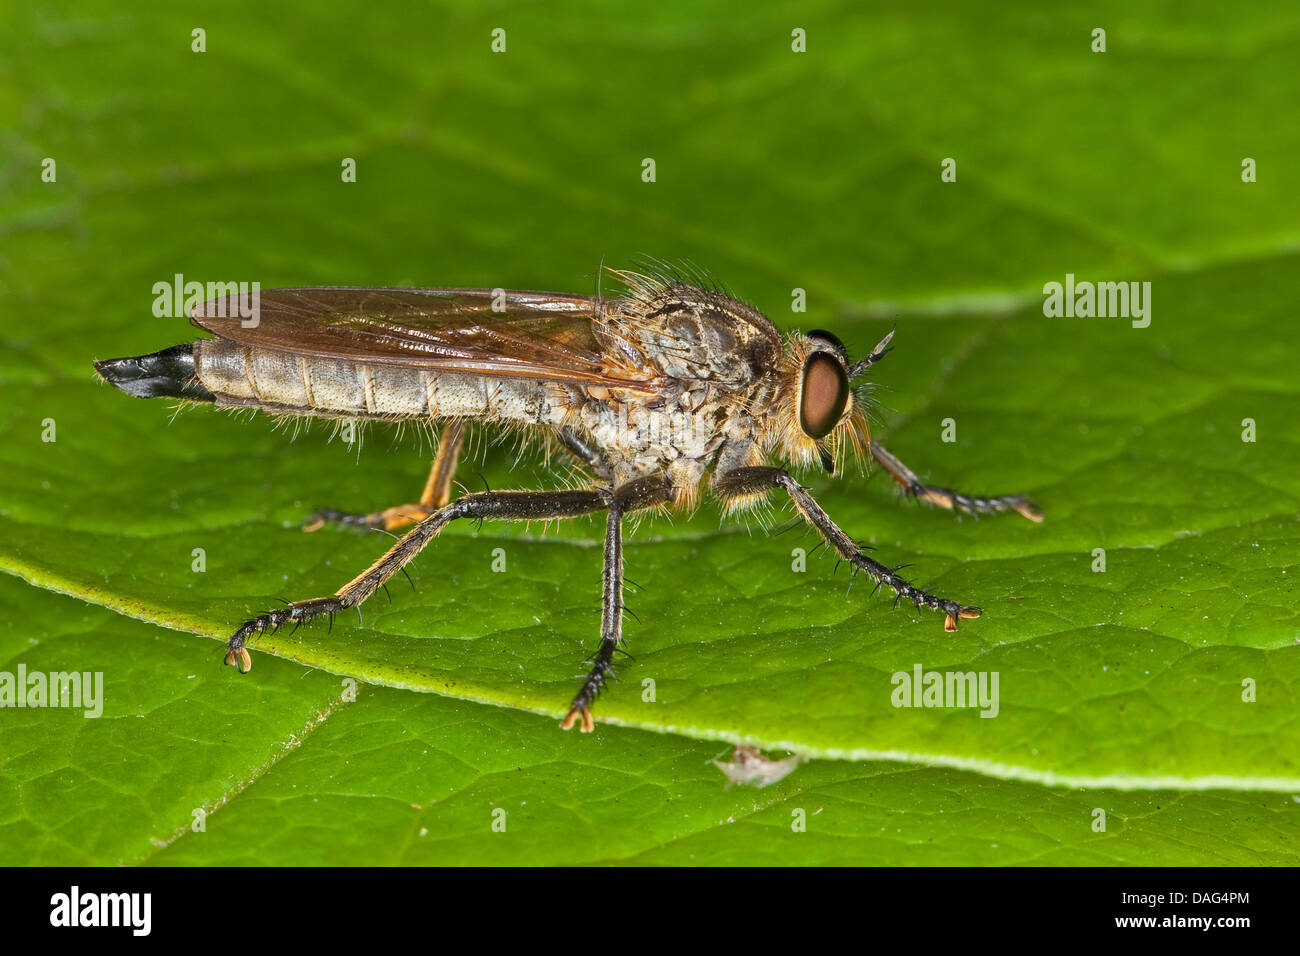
[3,0,1299,863]
[5,255,1298,792]
[4,581,1299,866]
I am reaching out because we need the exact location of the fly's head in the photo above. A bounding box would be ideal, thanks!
[766,327,895,475]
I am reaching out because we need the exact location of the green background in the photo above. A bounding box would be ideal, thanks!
[1,1,1298,864]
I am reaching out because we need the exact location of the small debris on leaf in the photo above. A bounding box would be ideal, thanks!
[713,745,805,789]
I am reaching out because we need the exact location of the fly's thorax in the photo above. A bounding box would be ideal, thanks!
[578,276,790,481]
[193,338,569,425]
[604,281,783,386]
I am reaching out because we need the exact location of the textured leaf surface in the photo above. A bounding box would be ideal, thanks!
[2,0,1299,863]
[4,581,1299,866]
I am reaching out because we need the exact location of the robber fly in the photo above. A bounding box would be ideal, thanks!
[94,267,1042,732]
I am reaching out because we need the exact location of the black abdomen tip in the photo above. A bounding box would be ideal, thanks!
[94,343,215,401]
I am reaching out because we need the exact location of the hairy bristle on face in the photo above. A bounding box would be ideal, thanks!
[762,333,872,477]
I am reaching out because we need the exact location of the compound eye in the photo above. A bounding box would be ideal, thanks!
[799,353,849,439]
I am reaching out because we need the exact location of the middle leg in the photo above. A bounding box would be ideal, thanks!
[561,474,674,732]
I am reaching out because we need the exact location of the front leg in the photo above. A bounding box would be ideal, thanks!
[869,438,1043,522]
[715,467,981,632]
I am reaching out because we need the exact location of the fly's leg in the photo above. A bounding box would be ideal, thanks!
[869,438,1043,522]
[560,503,622,734]
[304,421,467,532]
[561,475,673,732]
[227,482,611,670]
[557,427,613,481]
[715,467,981,632]
[413,419,467,513]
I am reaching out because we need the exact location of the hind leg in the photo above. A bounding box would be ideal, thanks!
[304,421,466,532]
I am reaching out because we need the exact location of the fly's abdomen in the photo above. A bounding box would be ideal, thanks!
[193,339,560,423]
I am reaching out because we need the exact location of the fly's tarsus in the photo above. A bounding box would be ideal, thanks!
[303,504,433,532]
[225,645,252,672]
[225,595,354,671]
[869,438,1044,523]
[304,422,468,532]
[925,486,1035,522]
[851,548,982,632]
[302,506,380,531]
[560,704,595,733]
[905,484,1042,522]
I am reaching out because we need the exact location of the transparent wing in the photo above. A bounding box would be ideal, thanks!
[190,287,657,390]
